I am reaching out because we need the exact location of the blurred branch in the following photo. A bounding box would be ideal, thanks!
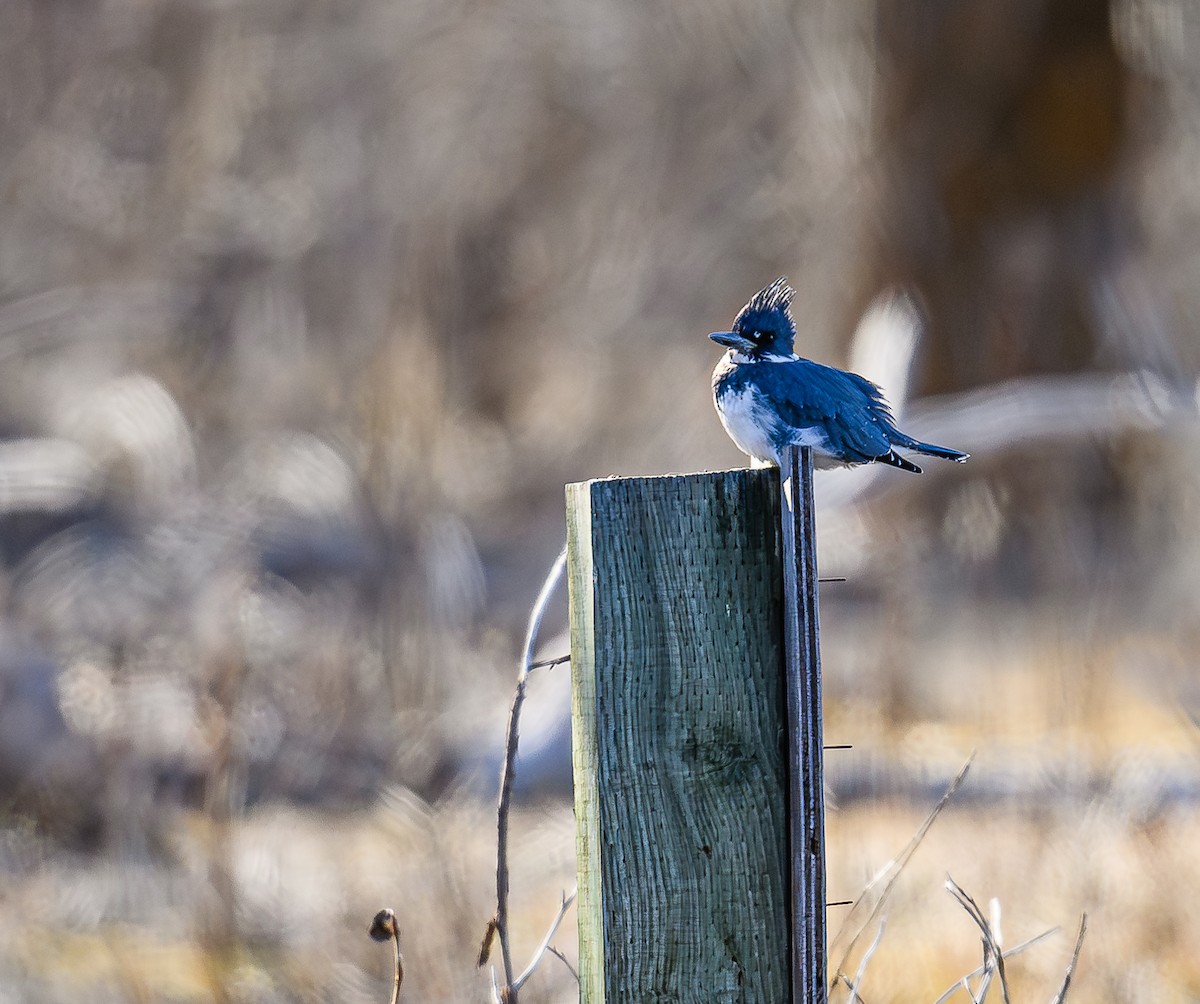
[907,371,1183,451]
[481,545,568,1003]
[819,370,1189,508]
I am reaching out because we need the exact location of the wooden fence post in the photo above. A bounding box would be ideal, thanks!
[567,452,825,1002]
[780,447,826,1002]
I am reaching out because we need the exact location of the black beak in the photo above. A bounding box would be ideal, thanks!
[709,331,755,352]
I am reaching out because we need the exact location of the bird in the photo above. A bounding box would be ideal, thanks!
[710,278,969,473]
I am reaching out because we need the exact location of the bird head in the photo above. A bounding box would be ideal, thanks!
[709,277,796,358]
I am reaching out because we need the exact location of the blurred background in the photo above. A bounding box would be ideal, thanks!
[0,0,1198,1000]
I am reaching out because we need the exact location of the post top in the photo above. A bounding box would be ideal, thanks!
[567,466,774,493]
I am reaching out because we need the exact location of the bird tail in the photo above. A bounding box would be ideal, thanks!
[901,438,970,464]
[876,450,924,474]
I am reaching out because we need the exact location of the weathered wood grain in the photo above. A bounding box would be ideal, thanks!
[568,468,803,1003]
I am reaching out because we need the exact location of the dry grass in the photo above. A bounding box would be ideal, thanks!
[2,639,1198,1003]
[3,799,578,1003]
[4,769,1198,1003]
[827,800,1200,1003]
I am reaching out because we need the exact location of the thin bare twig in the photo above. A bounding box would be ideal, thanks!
[836,974,873,1004]
[988,899,1008,1000]
[971,899,1001,1003]
[945,878,1011,1004]
[958,974,984,1004]
[482,545,568,1003]
[845,917,886,1004]
[369,908,404,1004]
[528,654,570,671]
[546,945,579,984]
[931,927,1060,1004]
[511,887,578,992]
[1048,915,1088,1004]
[945,881,993,1002]
[830,753,975,987]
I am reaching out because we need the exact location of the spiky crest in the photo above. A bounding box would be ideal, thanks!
[731,276,797,353]
[740,277,795,322]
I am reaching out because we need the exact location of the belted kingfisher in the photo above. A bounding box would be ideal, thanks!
[710,278,969,472]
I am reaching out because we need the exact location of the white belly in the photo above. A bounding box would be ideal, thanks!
[716,385,832,467]
[716,386,779,465]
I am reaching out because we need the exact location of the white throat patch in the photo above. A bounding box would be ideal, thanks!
[729,350,798,365]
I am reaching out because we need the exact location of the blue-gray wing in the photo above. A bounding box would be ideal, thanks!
[768,360,900,463]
